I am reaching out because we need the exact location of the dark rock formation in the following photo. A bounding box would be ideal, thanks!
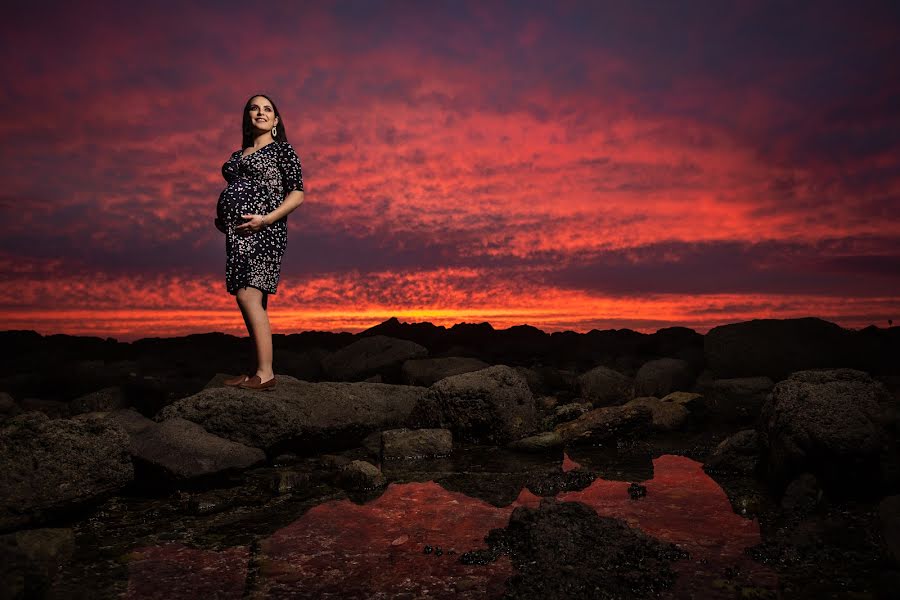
[461,498,688,599]
[758,368,896,497]
[633,357,695,397]
[0,413,133,531]
[400,357,490,386]
[321,335,428,382]
[576,366,633,406]
[705,317,851,380]
[335,460,386,491]
[624,396,688,431]
[69,386,127,415]
[157,380,426,453]
[410,365,536,444]
[129,418,265,480]
[554,404,653,446]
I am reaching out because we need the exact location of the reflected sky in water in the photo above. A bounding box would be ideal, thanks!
[125,454,777,599]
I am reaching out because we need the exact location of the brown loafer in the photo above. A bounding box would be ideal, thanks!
[238,375,277,391]
[224,373,251,387]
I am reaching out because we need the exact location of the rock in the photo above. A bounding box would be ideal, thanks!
[880,495,900,566]
[18,398,69,419]
[157,380,426,452]
[577,366,633,406]
[633,358,694,398]
[460,498,688,599]
[697,377,774,424]
[550,402,592,426]
[536,395,559,411]
[129,418,265,480]
[401,357,490,386]
[660,391,705,412]
[554,404,653,446]
[780,473,822,515]
[336,460,386,491]
[705,317,850,380]
[0,527,75,599]
[0,392,21,420]
[105,408,156,435]
[508,431,565,452]
[380,428,452,460]
[759,368,893,496]
[702,430,760,475]
[409,365,536,444]
[623,397,688,431]
[321,335,428,381]
[0,412,133,531]
[69,386,127,415]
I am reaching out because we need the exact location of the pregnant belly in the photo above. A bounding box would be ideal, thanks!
[217,179,267,226]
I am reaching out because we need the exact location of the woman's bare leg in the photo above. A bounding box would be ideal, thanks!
[236,286,274,381]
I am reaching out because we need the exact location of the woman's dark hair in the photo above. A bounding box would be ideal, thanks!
[241,93,289,148]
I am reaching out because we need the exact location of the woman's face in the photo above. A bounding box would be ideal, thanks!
[248,96,278,134]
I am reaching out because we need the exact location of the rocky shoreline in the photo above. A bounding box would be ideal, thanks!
[1,316,899,598]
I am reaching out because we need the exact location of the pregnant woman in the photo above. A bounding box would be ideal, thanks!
[215,93,305,391]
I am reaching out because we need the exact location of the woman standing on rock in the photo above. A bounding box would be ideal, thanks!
[214,93,305,391]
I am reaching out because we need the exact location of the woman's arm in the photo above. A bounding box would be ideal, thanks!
[263,189,305,225]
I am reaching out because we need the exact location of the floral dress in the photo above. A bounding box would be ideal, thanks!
[216,141,304,295]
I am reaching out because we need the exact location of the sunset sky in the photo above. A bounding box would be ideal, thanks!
[1,0,898,341]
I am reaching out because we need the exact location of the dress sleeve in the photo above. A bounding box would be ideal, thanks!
[280,142,304,195]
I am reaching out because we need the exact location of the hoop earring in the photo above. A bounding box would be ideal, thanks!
[272,125,278,138]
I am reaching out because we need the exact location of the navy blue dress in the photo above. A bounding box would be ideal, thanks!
[216,141,304,295]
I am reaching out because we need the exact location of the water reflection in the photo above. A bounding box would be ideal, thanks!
[125,454,777,599]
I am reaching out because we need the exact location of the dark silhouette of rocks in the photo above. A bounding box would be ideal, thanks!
[0,412,133,531]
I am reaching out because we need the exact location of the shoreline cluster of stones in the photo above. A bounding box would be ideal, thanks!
[1,316,898,596]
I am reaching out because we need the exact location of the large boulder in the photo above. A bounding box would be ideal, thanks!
[0,413,133,531]
[705,318,850,380]
[410,365,536,444]
[577,366,633,406]
[400,357,490,386]
[758,368,896,495]
[157,380,426,452]
[129,418,265,480]
[321,335,428,381]
[633,358,694,398]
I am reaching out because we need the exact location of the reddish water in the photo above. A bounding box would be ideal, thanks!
[125,454,778,599]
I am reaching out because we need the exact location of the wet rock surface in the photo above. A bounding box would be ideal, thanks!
[461,498,689,599]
